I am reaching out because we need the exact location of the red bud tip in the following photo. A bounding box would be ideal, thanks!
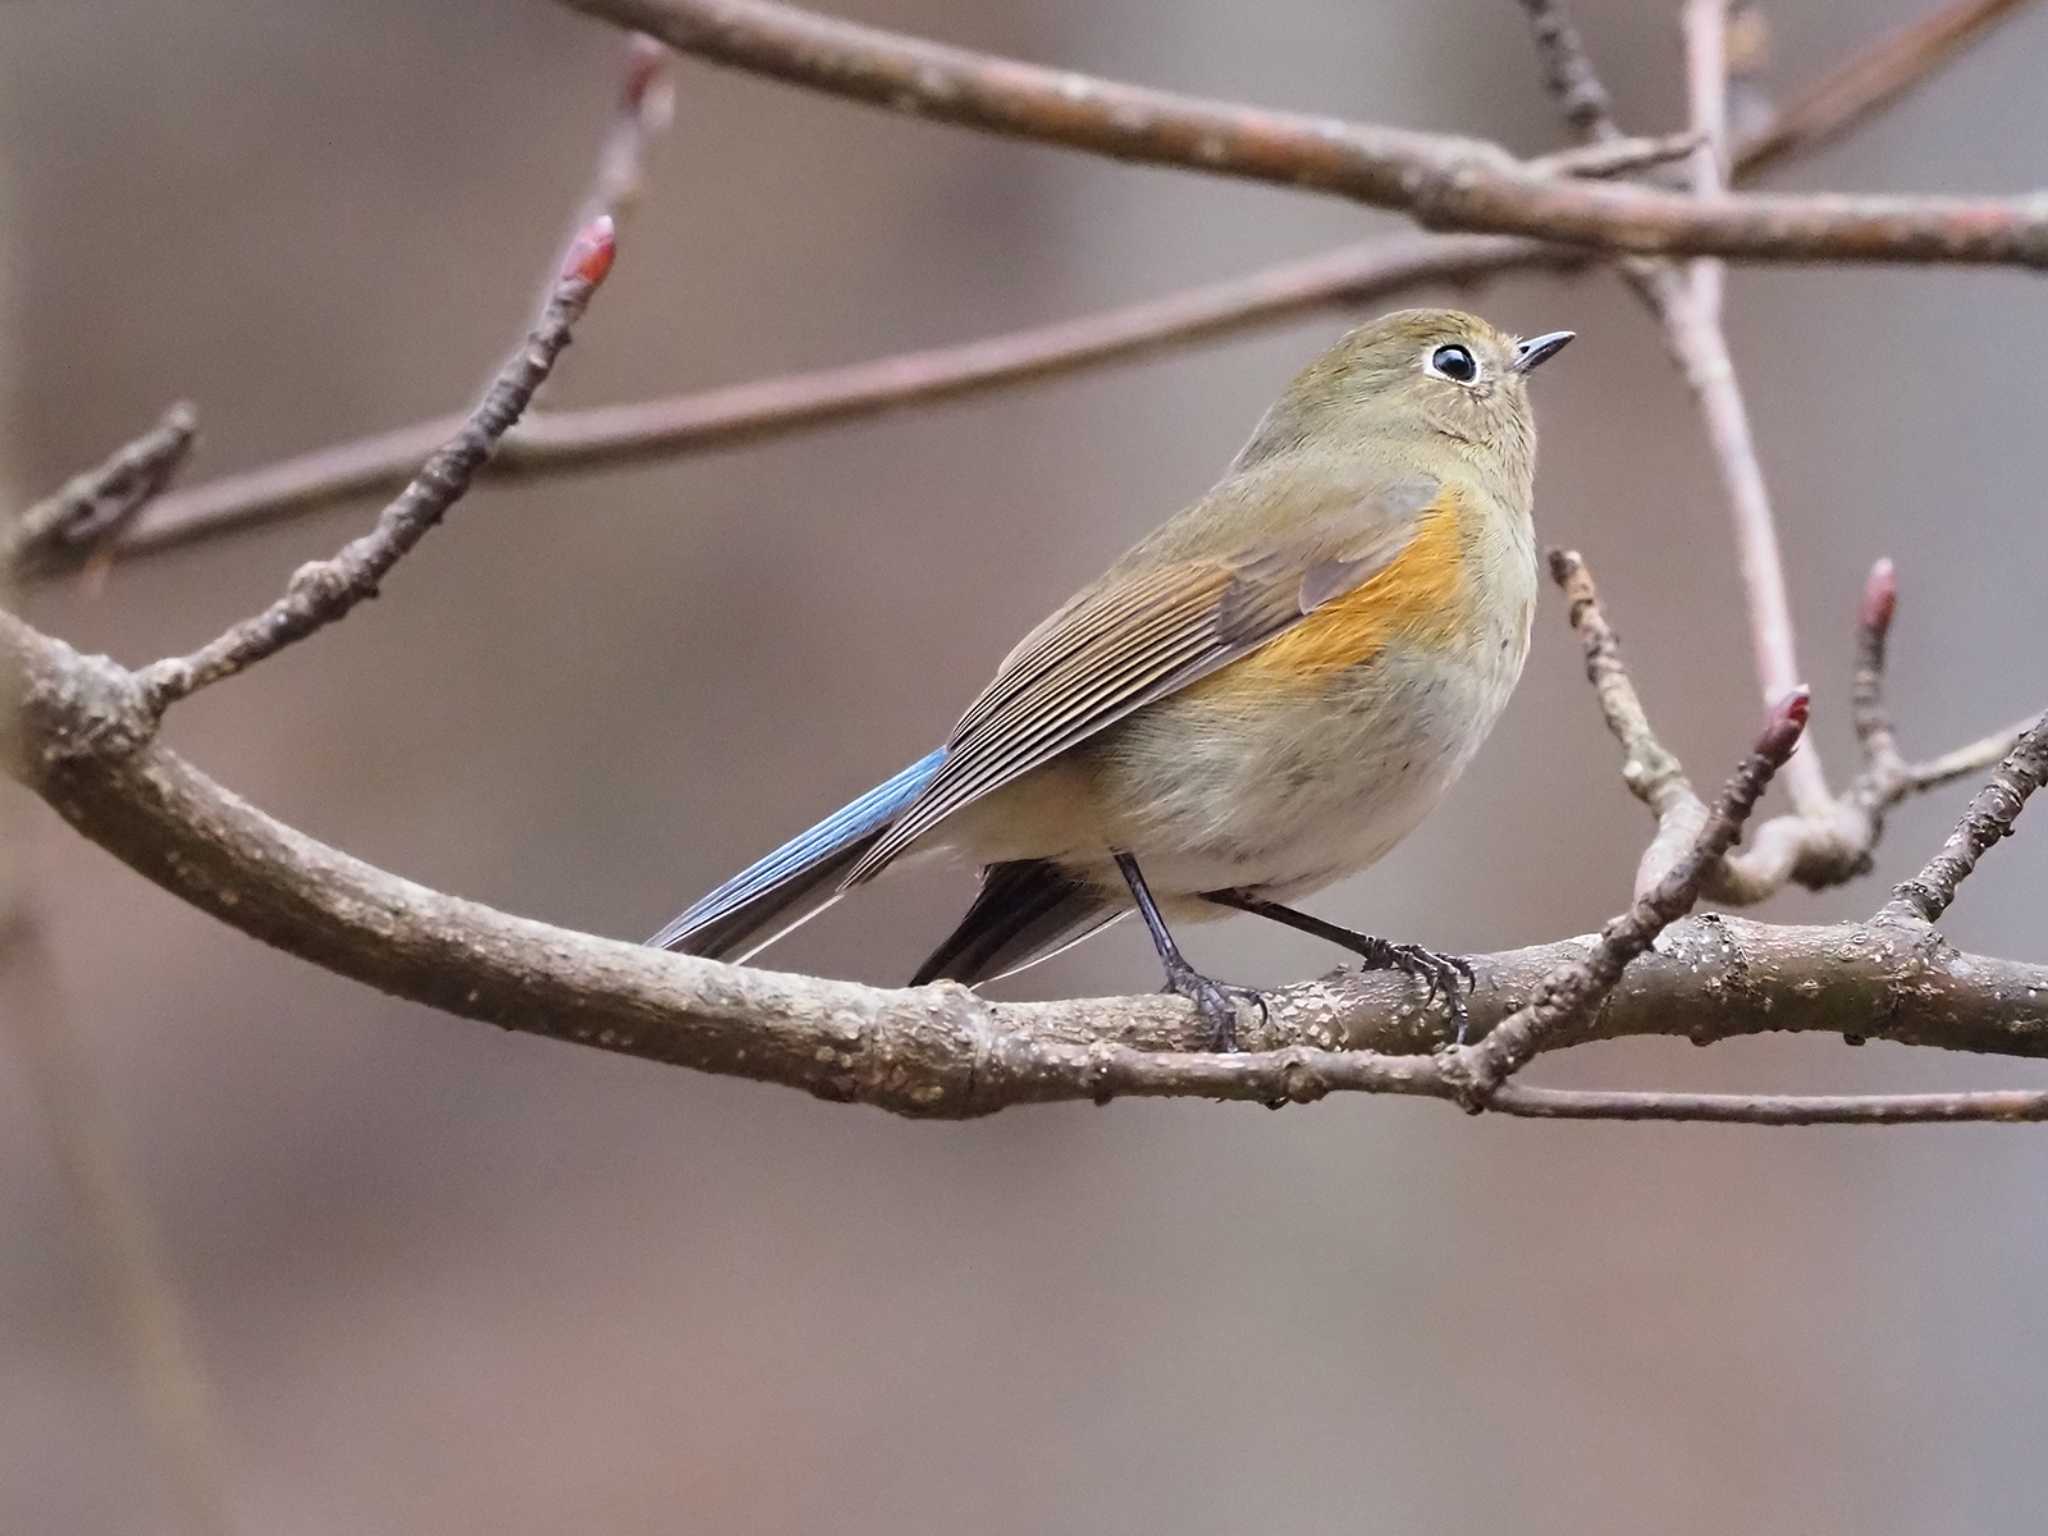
[1860,558,1897,634]
[1758,686,1810,762]
[561,215,616,286]
[622,34,668,110]
[1773,685,1811,731]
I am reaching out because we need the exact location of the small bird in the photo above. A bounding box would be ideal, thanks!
[650,309,1572,1046]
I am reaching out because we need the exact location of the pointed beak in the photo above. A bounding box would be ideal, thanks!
[1510,330,1574,373]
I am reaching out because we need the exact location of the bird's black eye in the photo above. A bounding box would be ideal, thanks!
[1430,344,1478,383]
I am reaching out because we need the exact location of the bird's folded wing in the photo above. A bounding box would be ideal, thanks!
[844,473,1442,883]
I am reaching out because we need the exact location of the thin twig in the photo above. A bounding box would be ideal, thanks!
[134,220,617,713]
[5,405,197,575]
[1483,1085,2048,1125]
[1851,557,1902,771]
[110,234,1566,560]
[1545,550,2033,903]
[1880,717,2048,925]
[1520,4,2032,889]
[1738,0,2035,176]
[582,33,675,229]
[1527,130,1702,180]
[1454,686,1809,1100]
[1520,0,1825,813]
[1841,557,2034,811]
[1900,719,2037,792]
[84,0,2033,572]
[558,0,2048,268]
[1516,0,1625,143]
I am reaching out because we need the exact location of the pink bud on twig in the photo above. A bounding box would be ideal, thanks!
[1761,685,1811,763]
[1860,557,1897,636]
[561,215,617,287]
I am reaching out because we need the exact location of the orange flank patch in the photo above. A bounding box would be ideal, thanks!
[1234,490,1469,683]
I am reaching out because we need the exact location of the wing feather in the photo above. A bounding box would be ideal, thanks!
[846,472,1443,882]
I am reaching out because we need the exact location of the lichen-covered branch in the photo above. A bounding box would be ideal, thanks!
[5,603,2048,1123]
[5,0,2045,1131]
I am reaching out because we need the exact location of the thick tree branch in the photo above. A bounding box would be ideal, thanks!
[7,2,2044,1130]
[558,0,2048,268]
[5,604,2048,1122]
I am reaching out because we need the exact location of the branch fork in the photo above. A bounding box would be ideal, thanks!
[5,0,2047,1127]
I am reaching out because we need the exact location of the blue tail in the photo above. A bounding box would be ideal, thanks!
[648,749,946,959]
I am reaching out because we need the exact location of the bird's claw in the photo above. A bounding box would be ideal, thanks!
[1162,963,1267,1051]
[1361,941,1475,1044]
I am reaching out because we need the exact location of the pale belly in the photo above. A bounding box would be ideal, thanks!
[944,626,1530,911]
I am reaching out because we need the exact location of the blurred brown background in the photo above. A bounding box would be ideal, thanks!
[5,1,2048,1530]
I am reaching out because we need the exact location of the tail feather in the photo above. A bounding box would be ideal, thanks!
[649,749,945,958]
[911,859,1118,986]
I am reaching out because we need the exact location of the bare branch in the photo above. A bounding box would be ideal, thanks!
[1738,0,2035,177]
[1455,687,1809,1099]
[1528,129,1704,180]
[1851,557,1903,769]
[132,219,617,713]
[1631,261,1826,806]
[108,234,1566,561]
[1843,558,2034,809]
[1899,719,2037,793]
[1545,550,2034,905]
[6,404,197,576]
[6,0,2045,1135]
[582,33,675,228]
[557,0,2048,268]
[6,602,2048,1123]
[1516,0,1625,144]
[76,0,2030,573]
[1880,717,2048,926]
[1682,0,1730,318]
[1483,1085,2048,1125]
[1522,0,2027,862]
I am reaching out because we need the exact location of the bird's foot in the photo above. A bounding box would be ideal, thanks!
[1161,961,1267,1052]
[1348,938,1476,1043]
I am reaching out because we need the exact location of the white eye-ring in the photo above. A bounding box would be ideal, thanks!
[1426,342,1480,385]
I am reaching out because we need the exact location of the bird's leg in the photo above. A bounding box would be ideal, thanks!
[1205,889,1475,1044]
[1115,853,1263,1051]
